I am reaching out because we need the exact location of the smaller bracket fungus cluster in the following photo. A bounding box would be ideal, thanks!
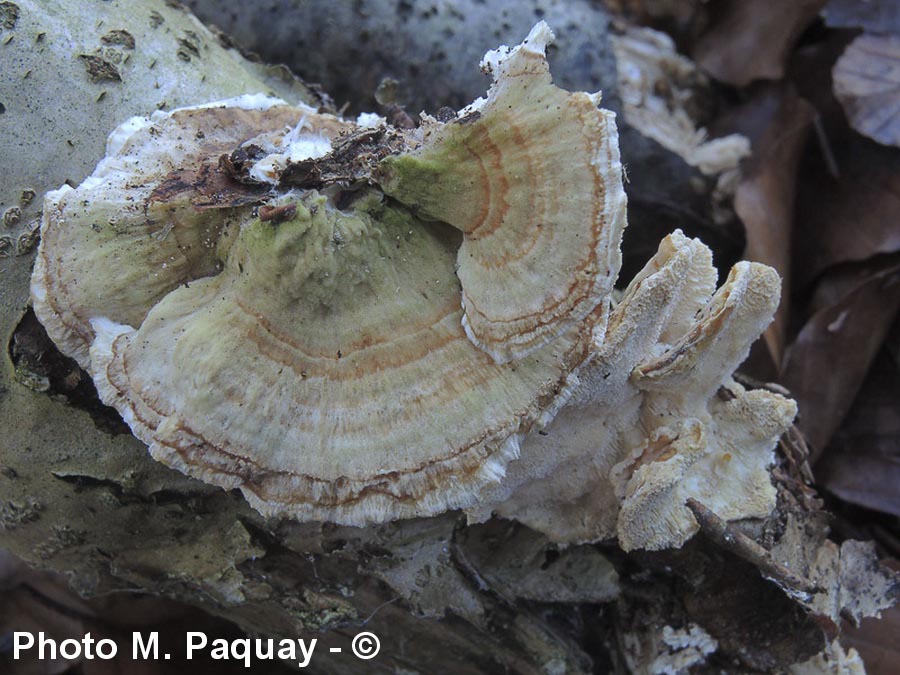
[31,23,795,551]
[482,232,797,550]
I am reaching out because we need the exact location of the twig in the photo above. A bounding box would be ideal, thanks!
[685,499,817,594]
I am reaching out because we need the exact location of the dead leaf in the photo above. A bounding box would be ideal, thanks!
[602,0,710,43]
[693,0,826,87]
[794,136,900,289]
[787,31,900,287]
[842,604,900,675]
[823,0,900,36]
[0,589,88,675]
[789,29,857,134]
[727,85,815,367]
[680,558,826,669]
[0,550,103,674]
[603,0,703,23]
[834,34,900,149]
[0,549,299,675]
[782,261,900,459]
[816,349,900,517]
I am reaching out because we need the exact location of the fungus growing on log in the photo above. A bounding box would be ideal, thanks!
[472,231,796,550]
[31,23,794,549]
[376,22,627,362]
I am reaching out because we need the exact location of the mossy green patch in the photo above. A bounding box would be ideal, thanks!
[378,136,482,226]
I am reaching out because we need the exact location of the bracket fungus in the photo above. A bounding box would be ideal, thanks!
[31,23,795,551]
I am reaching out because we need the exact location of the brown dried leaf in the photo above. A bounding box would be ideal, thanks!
[693,0,826,87]
[603,0,703,23]
[824,0,900,36]
[782,261,900,458]
[788,31,900,286]
[0,551,96,618]
[834,34,900,148]
[602,0,710,43]
[842,603,900,675]
[794,135,900,289]
[618,538,828,672]
[677,552,826,669]
[729,86,815,366]
[816,350,900,517]
[0,589,88,675]
[789,29,857,133]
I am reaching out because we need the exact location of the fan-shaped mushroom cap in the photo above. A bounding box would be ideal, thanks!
[32,67,613,525]
[87,189,599,523]
[31,95,350,368]
[377,22,627,363]
[31,22,793,546]
[614,261,796,550]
